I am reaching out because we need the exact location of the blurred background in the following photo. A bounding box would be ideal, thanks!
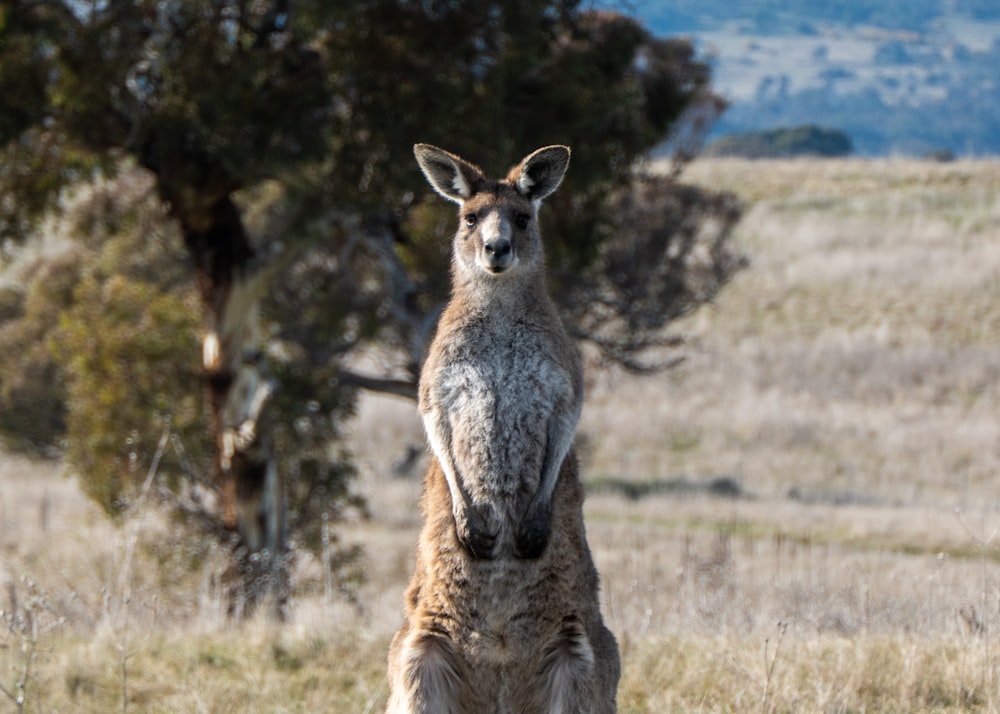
[645,0,1000,157]
[1,1,998,711]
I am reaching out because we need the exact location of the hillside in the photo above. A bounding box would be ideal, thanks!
[637,0,1000,155]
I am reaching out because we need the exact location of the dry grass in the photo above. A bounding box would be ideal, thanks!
[3,158,1000,712]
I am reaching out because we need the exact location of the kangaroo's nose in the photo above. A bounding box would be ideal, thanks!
[485,238,511,257]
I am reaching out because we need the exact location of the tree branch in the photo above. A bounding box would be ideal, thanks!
[337,369,417,401]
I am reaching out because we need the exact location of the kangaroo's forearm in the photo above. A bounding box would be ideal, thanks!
[423,408,471,512]
[535,401,581,506]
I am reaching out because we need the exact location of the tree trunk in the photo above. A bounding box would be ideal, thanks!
[179,195,287,618]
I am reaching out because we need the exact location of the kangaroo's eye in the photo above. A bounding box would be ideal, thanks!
[465,213,478,228]
[514,213,530,230]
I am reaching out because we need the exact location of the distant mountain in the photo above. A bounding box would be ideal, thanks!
[634,0,1000,155]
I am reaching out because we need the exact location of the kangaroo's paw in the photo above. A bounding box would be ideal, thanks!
[453,502,501,560]
[514,498,552,559]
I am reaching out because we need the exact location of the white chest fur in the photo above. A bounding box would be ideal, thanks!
[427,323,573,503]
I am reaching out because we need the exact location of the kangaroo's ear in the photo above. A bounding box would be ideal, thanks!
[510,146,571,202]
[414,144,484,204]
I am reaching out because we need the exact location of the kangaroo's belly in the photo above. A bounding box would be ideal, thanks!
[448,554,566,665]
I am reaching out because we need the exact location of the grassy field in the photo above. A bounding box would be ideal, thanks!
[3,158,1000,712]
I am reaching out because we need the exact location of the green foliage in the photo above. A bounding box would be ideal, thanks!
[0,3,52,146]
[0,2,105,241]
[317,4,714,204]
[12,171,364,539]
[706,124,853,158]
[45,178,209,517]
[0,257,75,456]
[53,274,205,515]
[265,334,364,550]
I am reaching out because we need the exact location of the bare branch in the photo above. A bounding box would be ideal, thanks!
[362,215,440,376]
[338,369,418,401]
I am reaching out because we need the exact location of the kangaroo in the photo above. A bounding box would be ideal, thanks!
[385,144,620,713]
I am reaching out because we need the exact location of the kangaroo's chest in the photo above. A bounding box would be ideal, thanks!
[441,340,568,432]
[434,327,571,490]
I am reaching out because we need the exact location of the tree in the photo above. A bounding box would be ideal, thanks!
[706,124,853,158]
[0,0,743,614]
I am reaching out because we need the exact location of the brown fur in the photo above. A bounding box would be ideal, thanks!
[385,145,619,713]
[387,456,619,713]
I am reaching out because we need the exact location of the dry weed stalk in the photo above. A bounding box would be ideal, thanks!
[760,620,788,713]
[105,422,171,713]
[0,578,64,713]
[954,507,999,710]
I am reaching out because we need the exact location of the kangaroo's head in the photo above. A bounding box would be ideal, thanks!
[414,144,570,282]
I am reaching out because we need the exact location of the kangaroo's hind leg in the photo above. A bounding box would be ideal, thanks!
[386,624,465,714]
[533,614,603,714]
